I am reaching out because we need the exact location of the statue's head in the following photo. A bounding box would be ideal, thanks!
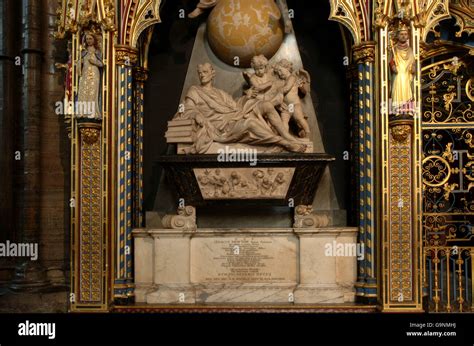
[396,22,410,44]
[251,55,268,77]
[275,59,293,79]
[83,32,99,49]
[197,63,215,84]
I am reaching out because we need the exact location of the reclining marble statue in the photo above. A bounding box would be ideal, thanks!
[166,60,313,154]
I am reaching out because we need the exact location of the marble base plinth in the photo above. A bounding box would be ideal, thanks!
[140,283,297,304]
[294,284,355,304]
[133,228,357,305]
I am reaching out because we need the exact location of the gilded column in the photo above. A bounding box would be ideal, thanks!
[70,26,114,309]
[352,42,377,302]
[69,28,112,309]
[347,64,359,228]
[54,0,117,312]
[328,0,377,303]
[377,2,424,311]
[114,45,138,301]
[133,67,148,229]
[75,120,104,305]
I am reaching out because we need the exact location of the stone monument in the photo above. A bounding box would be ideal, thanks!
[134,0,357,306]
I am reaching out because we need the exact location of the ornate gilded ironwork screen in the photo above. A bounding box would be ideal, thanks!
[421,51,474,312]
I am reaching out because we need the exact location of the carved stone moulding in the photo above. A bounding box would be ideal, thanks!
[161,206,197,232]
[352,41,376,64]
[293,205,330,228]
[156,154,334,207]
[389,119,413,143]
[78,120,102,144]
[115,44,139,66]
[194,167,295,200]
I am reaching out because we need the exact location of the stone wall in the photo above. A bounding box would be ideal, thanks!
[0,0,69,312]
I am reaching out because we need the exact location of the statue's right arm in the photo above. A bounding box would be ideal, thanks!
[389,52,398,74]
[390,60,397,74]
[183,92,204,121]
[251,76,272,92]
[281,75,296,95]
[184,96,195,109]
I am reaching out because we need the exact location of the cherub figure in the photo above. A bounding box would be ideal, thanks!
[261,178,273,194]
[212,169,231,196]
[243,55,286,129]
[274,59,311,139]
[230,171,249,189]
[273,172,285,187]
[244,55,274,101]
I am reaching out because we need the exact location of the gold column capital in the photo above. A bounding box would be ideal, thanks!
[115,45,139,66]
[389,119,413,143]
[78,122,102,144]
[352,41,377,64]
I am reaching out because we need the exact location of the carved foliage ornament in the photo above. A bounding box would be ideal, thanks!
[55,0,116,38]
[194,168,295,200]
[79,124,101,144]
[375,0,390,28]
[390,123,412,142]
[55,0,77,38]
[374,0,450,41]
[101,0,116,31]
[78,120,103,303]
[115,45,139,66]
[352,42,376,64]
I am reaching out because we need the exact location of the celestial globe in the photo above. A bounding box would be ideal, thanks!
[207,0,284,68]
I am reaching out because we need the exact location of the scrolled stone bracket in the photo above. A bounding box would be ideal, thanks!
[293,205,330,229]
[161,206,197,232]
